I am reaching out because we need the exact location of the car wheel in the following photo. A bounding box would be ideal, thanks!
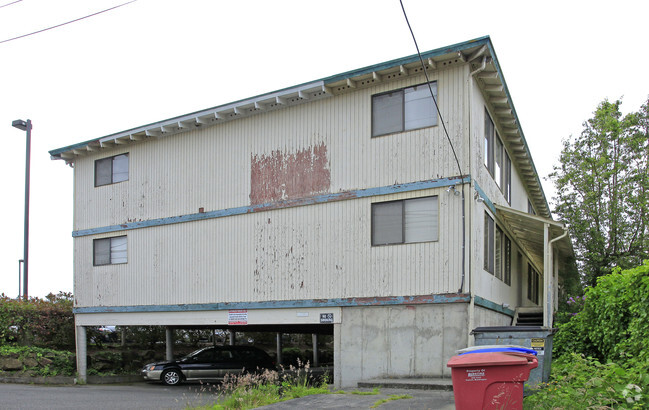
[162,369,182,386]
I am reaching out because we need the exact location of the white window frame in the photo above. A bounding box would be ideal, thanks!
[372,83,438,137]
[527,263,540,304]
[95,153,129,187]
[484,213,511,286]
[484,110,511,202]
[484,213,495,274]
[372,196,439,246]
[93,236,128,266]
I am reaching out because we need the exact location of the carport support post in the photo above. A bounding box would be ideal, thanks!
[543,222,552,328]
[229,330,235,345]
[75,325,87,384]
[165,327,174,361]
[276,333,283,366]
[312,334,319,367]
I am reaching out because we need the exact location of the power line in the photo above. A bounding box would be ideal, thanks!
[0,0,22,9]
[0,0,137,45]
[398,0,463,179]
[399,0,467,294]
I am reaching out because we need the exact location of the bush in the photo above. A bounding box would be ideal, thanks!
[0,292,74,349]
[524,354,648,409]
[554,260,649,365]
[530,261,649,409]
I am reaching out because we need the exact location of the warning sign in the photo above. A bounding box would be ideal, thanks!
[465,368,487,382]
[531,338,545,355]
[228,309,248,325]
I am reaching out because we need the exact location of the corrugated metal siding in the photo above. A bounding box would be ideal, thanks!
[468,81,540,305]
[73,65,470,307]
[74,68,468,230]
[74,189,463,307]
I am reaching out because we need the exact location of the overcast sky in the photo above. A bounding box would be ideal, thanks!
[1,0,647,298]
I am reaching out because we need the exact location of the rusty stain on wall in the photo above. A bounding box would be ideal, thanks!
[250,142,330,205]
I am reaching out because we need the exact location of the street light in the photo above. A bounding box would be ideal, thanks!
[12,119,31,299]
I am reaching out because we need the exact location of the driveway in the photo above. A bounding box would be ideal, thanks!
[0,383,455,409]
[0,382,217,409]
[258,388,455,409]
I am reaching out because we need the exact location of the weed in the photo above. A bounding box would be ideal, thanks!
[195,360,330,409]
[371,394,413,408]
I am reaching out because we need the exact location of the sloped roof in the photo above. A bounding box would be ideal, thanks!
[49,36,550,218]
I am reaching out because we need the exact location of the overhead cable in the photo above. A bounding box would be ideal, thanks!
[0,0,137,45]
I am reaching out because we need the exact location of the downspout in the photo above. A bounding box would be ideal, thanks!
[545,226,568,328]
[465,56,487,346]
[469,55,488,77]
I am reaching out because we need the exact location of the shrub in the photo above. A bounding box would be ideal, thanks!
[0,345,76,376]
[0,292,74,349]
[553,260,649,366]
[524,353,648,409]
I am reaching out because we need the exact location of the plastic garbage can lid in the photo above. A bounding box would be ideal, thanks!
[458,346,537,356]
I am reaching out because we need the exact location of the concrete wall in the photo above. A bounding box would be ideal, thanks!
[335,303,468,387]
[473,305,512,328]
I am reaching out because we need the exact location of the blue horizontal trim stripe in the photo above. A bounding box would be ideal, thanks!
[472,180,496,214]
[73,293,472,314]
[73,176,471,237]
[474,295,515,317]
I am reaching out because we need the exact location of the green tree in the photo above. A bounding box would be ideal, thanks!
[550,98,649,286]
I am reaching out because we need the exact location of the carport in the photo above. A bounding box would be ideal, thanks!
[74,306,339,383]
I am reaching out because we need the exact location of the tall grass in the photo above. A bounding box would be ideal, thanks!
[193,360,330,410]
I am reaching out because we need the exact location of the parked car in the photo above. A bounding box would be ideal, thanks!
[141,345,275,385]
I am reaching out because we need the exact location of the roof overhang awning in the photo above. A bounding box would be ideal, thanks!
[495,205,572,271]
[495,204,574,328]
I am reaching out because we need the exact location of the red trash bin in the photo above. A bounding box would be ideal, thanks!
[447,351,538,410]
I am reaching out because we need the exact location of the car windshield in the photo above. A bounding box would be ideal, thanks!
[183,347,209,360]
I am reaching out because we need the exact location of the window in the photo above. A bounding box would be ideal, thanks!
[484,110,511,201]
[372,196,438,245]
[504,236,512,285]
[93,236,127,266]
[527,263,539,304]
[95,153,129,186]
[372,83,438,137]
[484,213,495,274]
[484,212,511,286]
[495,225,503,280]
[503,153,511,203]
[484,110,494,174]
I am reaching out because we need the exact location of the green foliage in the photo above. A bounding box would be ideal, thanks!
[191,363,330,410]
[0,345,75,376]
[117,325,166,348]
[546,261,649,408]
[550,97,649,286]
[524,354,648,409]
[0,292,74,349]
[554,260,649,365]
[370,394,413,408]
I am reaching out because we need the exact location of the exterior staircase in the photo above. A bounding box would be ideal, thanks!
[512,307,543,326]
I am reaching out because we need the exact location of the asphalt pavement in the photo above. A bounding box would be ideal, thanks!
[258,387,455,409]
[0,382,455,409]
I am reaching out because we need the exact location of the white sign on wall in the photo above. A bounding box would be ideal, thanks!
[228,309,248,325]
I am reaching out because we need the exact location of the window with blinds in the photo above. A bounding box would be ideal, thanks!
[372,83,438,137]
[95,153,129,187]
[372,196,439,246]
[93,236,128,266]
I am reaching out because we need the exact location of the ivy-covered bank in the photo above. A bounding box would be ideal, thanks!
[525,261,649,409]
